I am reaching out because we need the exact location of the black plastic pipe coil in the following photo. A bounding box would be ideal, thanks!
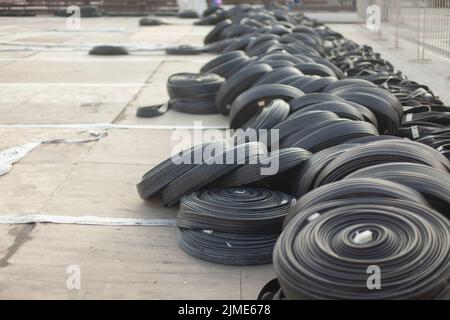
[284,178,428,227]
[273,198,450,299]
[214,147,311,188]
[161,141,266,206]
[176,229,279,266]
[176,188,294,265]
[137,142,314,207]
[345,162,450,219]
[177,188,294,234]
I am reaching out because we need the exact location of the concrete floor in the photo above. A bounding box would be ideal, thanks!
[0,15,449,300]
[0,16,270,300]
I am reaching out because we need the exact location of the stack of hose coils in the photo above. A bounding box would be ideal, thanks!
[131,4,450,299]
[137,141,312,206]
[292,139,450,198]
[256,178,450,300]
[176,188,295,265]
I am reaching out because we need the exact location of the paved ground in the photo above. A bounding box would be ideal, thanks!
[0,15,449,300]
[0,16,272,300]
[305,11,358,23]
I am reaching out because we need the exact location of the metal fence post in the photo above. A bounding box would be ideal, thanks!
[411,0,432,63]
[389,0,403,49]
[374,0,387,40]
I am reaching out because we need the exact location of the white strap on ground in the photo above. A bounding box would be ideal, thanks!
[0,42,172,52]
[0,123,228,130]
[0,130,108,176]
[45,28,129,33]
[0,214,176,226]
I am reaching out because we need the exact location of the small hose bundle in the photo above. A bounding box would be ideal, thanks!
[138,141,312,207]
[177,188,294,265]
[136,73,225,117]
[167,73,224,114]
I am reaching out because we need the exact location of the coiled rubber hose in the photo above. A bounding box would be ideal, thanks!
[177,228,278,266]
[241,99,290,130]
[314,139,450,187]
[229,84,304,129]
[284,178,428,227]
[89,45,129,55]
[345,162,450,219]
[215,63,273,115]
[274,198,450,299]
[215,148,312,188]
[137,143,212,199]
[161,142,267,206]
[167,73,224,99]
[176,187,295,266]
[290,142,360,198]
[177,188,294,234]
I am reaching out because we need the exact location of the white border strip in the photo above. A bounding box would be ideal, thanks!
[0,83,150,87]
[0,123,228,130]
[0,214,176,226]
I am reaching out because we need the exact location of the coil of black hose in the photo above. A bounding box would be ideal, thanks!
[292,101,366,121]
[288,93,345,112]
[161,142,267,206]
[204,19,232,44]
[283,120,379,153]
[215,63,273,115]
[207,55,252,79]
[229,84,304,129]
[345,162,450,219]
[215,148,311,188]
[167,73,224,99]
[177,228,278,266]
[279,118,349,149]
[290,136,405,197]
[200,51,245,73]
[137,143,210,199]
[335,91,401,135]
[314,140,450,187]
[290,143,360,198]
[274,198,450,299]
[241,99,290,130]
[177,188,294,234]
[284,178,428,227]
[270,110,340,148]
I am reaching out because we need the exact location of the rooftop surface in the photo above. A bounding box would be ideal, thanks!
[0,14,449,299]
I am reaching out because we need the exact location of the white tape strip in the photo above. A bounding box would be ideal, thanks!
[0,123,228,130]
[0,83,148,87]
[0,214,176,226]
[411,125,420,139]
[0,142,41,176]
[0,42,171,52]
[405,113,413,122]
[46,28,129,33]
[0,131,107,176]
[0,58,165,62]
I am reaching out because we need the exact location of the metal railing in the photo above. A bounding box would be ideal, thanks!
[0,0,178,14]
[357,0,450,59]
